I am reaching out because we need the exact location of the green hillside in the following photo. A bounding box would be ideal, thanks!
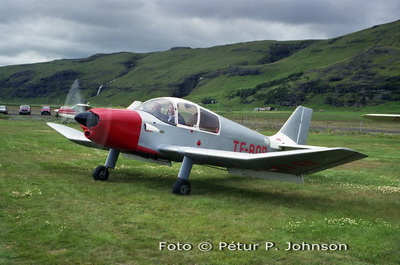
[0,20,399,110]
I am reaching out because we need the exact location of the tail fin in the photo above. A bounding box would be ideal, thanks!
[275,106,313,145]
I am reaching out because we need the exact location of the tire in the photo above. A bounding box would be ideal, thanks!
[93,166,109,181]
[172,179,191,195]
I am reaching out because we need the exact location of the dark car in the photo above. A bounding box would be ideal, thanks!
[19,105,31,115]
[0,105,8,115]
[41,106,51,115]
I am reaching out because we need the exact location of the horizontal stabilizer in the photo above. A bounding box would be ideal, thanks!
[278,144,325,150]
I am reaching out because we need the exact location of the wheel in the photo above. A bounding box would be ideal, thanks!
[93,166,110,181]
[172,179,191,195]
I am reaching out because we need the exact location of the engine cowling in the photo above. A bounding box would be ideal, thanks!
[75,109,142,151]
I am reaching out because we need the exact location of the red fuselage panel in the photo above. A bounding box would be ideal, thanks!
[83,109,142,151]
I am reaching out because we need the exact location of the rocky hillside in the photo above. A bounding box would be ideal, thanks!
[0,20,399,109]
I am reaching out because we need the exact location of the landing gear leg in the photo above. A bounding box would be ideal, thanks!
[172,156,193,195]
[93,149,120,181]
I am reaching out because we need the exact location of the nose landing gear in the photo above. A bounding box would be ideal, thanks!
[93,148,120,181]
[93,166,110,181]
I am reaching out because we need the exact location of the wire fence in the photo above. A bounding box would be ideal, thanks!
[226,114,400,134]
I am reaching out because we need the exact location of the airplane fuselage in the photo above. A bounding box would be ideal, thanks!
[137,110,273,160]
[78,107,277,163]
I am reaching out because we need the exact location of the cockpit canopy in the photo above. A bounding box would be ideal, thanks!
[138,98,220,134]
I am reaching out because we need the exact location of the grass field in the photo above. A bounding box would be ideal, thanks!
[1,114,399,264]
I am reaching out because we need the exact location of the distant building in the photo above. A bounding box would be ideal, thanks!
[254,107,276,111]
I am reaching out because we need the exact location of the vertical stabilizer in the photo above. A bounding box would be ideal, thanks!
[275,106,313,145]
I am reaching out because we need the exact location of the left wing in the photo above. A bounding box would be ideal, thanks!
[159,145,367,176]
[47,122,106,149]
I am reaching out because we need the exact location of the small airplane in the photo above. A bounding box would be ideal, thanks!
[362,114,400,122]
[54,79,91,123]
[54,103,92,122]
[47,97,367,195]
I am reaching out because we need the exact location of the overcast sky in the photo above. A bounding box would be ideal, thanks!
[1,0,399,66]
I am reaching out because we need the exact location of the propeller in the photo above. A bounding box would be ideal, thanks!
[65,79,83,108]
[56,79,93,123]
[64,79,111,148]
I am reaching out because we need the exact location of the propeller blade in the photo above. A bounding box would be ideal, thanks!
[65,79,82,107]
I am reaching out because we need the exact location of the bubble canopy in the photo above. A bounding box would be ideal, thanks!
[137,97,220,134]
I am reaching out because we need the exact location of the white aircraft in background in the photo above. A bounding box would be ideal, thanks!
[362,114,400,122]
[54,103,92,120]
[54,79,91,123]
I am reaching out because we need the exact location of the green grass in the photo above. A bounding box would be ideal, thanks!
[1,115,399,264]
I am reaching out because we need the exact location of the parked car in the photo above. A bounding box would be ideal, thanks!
[41,106,51,115]
[0,105,8,115]
[19,105,31,115]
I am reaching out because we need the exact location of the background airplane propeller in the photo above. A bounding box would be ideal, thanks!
[56,79,85,122]
[65,79,83,108]
[63,79,113,149]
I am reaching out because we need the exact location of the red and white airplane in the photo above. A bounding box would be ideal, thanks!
[54,103,92,121]
[48,97,367,195]
[54,80,91,122]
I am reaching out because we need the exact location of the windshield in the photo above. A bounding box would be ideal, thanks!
[138,98,176,124]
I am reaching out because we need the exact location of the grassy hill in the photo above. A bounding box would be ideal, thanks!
[0,20,399,110]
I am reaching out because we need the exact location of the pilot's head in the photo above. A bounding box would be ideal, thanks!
[167,104,175,115]
[151,103,161,112]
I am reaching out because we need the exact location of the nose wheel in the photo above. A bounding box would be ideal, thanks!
[92,149,120,182]
[93,166,110,181]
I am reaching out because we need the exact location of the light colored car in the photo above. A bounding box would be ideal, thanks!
[19,105,31,115]
[0,105,8,115]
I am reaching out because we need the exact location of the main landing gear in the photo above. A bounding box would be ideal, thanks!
[172,156,193,195]
[92,150,194,195]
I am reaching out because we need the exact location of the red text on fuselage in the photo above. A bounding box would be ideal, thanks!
[233,140,267,154]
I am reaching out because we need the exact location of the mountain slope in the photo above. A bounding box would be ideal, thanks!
[230,21,400,108]
[0,20,399,109]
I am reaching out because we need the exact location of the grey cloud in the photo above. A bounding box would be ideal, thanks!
[0,0,399,66]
